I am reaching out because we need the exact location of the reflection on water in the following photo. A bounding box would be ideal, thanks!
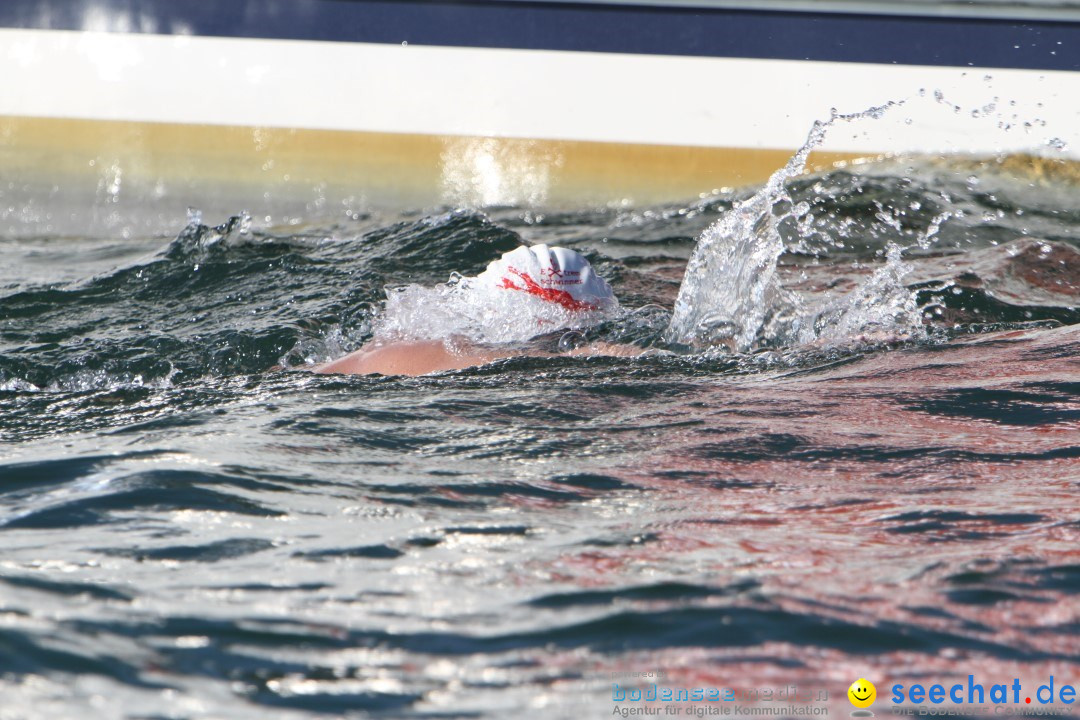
[0,151,1077,718]
[440,137,563,207]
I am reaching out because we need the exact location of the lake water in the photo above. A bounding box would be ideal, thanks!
[1,141,1078,718]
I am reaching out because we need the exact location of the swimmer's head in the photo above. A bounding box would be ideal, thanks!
[474,244,616,311]
[375,244,617,345]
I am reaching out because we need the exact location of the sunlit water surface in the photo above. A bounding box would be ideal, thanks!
[0,150,1078,719]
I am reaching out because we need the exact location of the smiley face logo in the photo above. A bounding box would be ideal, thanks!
[848,678,877,709]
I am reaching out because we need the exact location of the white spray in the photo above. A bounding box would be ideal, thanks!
[664,104,934,352]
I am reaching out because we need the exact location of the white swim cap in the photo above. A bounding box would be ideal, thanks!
[473,244,616,311]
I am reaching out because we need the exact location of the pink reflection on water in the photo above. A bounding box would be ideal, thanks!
[542,325,1079,713]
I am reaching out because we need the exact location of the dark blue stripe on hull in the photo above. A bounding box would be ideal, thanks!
[0,0,1077,71]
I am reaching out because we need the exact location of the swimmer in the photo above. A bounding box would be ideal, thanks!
[315,244,640,376]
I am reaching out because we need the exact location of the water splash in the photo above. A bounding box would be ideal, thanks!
[373,271,620,346]
[809,242,923,345]
[664,104,929,351]
[169,211,253,257]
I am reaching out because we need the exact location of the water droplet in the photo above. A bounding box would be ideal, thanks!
[558,331,586,352]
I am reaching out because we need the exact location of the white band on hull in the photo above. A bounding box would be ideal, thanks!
[2,27,1078,158]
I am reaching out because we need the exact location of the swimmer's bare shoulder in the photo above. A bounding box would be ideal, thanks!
[314,340,505,376]
[313,340,643,377]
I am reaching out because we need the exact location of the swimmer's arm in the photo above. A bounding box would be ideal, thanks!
[313,340,513,377]
[313,340,644,377]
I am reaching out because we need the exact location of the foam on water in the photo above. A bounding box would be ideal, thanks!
[371,267,621,347]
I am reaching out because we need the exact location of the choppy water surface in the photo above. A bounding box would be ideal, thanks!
[1,148,1078,719]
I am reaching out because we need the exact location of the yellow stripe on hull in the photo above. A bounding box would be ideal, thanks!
[0,116,865,208]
